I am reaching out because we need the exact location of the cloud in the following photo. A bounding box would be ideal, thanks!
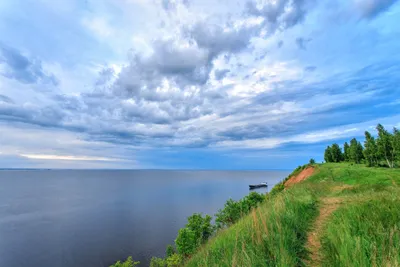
[214,118,394,149]
[0,94,14,104]
[214,69,230,80]
[355,0,400,19]
[0,43,58,86]
[246,0,313,32]
[304,66,316,72]
[187,21,258,57]
[1,0,400,168]
[82,17,114,39]
[0,103,63,128]
[19,154,125,161]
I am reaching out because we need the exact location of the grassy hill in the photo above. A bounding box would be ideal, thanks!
[185,163,400,267]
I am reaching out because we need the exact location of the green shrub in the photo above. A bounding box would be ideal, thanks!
[109,256,139,267]
[242,191,265,209]
[269,181,285,196]
[309,158,316,164]
[149,257,165,267]
[186,213,214,243]
[165,253,182,267]
[215,192,265,229]
[175,228,197,256]
[165,244,175,258]
[215,199,242,228]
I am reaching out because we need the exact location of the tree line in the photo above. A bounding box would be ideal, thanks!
[324,124,400,168]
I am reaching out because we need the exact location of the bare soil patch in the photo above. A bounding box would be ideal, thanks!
[284,166,315,188]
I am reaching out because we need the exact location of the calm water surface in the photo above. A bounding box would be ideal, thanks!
[0,170,289,267]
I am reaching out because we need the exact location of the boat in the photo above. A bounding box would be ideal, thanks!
[249,182,268,189]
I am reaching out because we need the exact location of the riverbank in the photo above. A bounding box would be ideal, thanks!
[185,163,400,266]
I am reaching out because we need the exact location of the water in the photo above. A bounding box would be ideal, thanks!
[0,170,289,267]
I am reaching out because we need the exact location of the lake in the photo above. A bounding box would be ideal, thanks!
[0,170,289,267]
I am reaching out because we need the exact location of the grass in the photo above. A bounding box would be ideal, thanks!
[321,194,400,267]
[186,186,318,267]
[184,163,400,267]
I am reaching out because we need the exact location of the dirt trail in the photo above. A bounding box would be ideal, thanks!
[305,197,343,266]
[284,166,315,187]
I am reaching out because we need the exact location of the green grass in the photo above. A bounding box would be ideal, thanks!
[307,163,400,185]
[321,194,400,267]
[185,163,400,267]
[186,186,319,267]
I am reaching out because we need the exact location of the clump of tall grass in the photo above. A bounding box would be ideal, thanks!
[321,191,400,267]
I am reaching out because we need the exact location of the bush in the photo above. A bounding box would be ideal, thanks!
[215,192,265,229]
[150,257,165,267]
[109,256,139,267]
[165,253,183,267]
[269,182,285,196]
[175,228,197,256]
[186,213,214,243]
[165,244,175,258]
[215,199,242,228]
[309,158,316,164]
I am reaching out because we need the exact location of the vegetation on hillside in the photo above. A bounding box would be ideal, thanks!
[149,191,266,266]
[148,165,314,266]
[109,257,140,267]
[186,163,400,267]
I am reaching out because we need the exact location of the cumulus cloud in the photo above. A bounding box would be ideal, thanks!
[1,0,400,168]
[187,21,258,57]
[0,43,59,86]
[246,0,313,32]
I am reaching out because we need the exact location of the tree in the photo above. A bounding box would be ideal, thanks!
[309,158,316,164]
[324,146,333,163]
[357,142,364,162]
[349,138,363,164]
[343,142,350,161]
[394,127,400,165]
[175,228,197,257]
[364,131,378,167]
[331,143,343,162]
[175,213,214,257]
[215,192,264,229]
[165,254,182,267]
[109,257,140,267]
[186,213,214,244]
[150,257,166,267]
[376,124,394,168]
[215,199,242,228]
[166,245,175,258]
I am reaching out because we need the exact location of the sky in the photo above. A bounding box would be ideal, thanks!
[0,0,400,169]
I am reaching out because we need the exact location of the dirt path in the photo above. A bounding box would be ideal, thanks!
[305,197,343,266]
